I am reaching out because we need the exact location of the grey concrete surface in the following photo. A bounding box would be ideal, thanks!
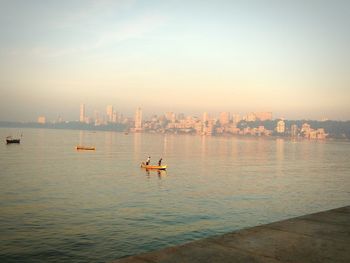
[112,206,350,263]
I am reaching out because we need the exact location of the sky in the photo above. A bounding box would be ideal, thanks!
[0,0,349,121]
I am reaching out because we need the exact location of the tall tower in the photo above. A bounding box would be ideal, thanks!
[246,112,257,122]
[219,112,230,126]
[232,114,241,123]
[291,124,298,137]
[80,104,85,122]
[135,107,142,131]
[276,120,285,133]
[106,105,113,123]
[37,116,46,124]
[202,112,209,123]
[165,112,176,123]
[112,111,118,123]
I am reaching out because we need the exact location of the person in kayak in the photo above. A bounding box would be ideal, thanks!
[158,157,163,166]
[146,156,151,165]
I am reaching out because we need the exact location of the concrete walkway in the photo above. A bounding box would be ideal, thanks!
[112,206,350,263]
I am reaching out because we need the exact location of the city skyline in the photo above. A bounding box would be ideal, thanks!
[1,102,349,123]
[1,0,350,121]
[1,104,337,139]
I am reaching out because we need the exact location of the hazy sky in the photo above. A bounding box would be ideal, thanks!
[0,0,349,121]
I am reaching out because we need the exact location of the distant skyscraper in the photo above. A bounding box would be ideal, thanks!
[112,111,118,123]
[80,104,85,122]
[57,115,63,123]
[203,112,210,123]
[219,112,230,126]
[94,110,101,126]
[165,112,176,122]
[246,112,257,122]
[291,124,298,137]
[232,114,241,123]
[106,105,113,122]
[135,107,142,131]
[207,120,214,135]
[276,120,285,133]
[301,123,311,138]
[232,113,241,124]
[37,116,46,124]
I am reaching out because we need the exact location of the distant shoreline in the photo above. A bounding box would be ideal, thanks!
[1,121,349,141]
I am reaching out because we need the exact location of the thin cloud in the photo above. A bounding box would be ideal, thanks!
[7,13,167,59]
[94,14,167,47]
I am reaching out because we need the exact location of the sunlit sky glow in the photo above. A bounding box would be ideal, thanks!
[0,0,349,121]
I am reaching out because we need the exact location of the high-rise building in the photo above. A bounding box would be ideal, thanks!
[205,120,214,135]
[202,112,209,123]
[291,124,298,137]
[301,123,311,138]
[194,122,202,134]
[112,111,118,123]
[106,105,113,123]
[80,104,85,122]
[135,107,142,131]
[37,116,46,124]
[219,112,230,126]
[57,115,63,123]
[246,112,257,122]
[94,110,101,126]
[276,120,285,133]
[232,114,241,123]
[165,112,176,123]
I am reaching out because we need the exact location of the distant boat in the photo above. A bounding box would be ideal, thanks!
[76,145,95,151]
[140,162,167,170]
[6,136,20,144]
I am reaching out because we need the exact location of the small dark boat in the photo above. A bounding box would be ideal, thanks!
[6,136,20,144]
[76,145,95,151]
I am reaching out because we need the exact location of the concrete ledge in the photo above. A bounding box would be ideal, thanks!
[112,206,350,263]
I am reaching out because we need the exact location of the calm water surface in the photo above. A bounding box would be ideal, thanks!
[1,128,349,262]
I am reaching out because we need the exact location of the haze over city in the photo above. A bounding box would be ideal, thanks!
[1,0,349,121]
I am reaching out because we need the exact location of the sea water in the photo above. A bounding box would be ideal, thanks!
[1,128,349,262]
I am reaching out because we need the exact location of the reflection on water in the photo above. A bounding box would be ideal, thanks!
[0,128,350,263]
[163,136,168,155]
[144,169,168,178]
[133,132,141,161]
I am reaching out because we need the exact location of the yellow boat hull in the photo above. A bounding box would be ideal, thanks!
[141,163,167,170]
